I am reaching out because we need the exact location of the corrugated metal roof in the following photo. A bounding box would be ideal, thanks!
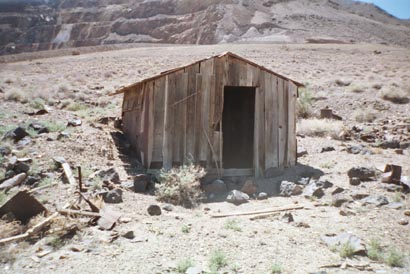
[111,52,304,96]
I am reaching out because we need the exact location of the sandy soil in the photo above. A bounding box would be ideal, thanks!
[0,43,409,274]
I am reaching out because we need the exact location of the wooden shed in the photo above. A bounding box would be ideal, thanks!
[113,52,303,177]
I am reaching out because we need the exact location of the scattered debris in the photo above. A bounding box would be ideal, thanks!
[211,204,305,218]
[133,174,150,192]
[297,148,308,157]
[381,164,401,185]
[95,168,120,184]
[226,190,249,205]
[147,204,162,216]
[320,107,342,120]
[280,181,303,197]
[0,191,47,223]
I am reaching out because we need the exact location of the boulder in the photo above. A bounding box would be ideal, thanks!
[0,173,27,190]
[121,230,135,239]
[226,190,249,205]
[332,194,350,207]
[14,162,30,173]
[303,184,325,199]
[257,192,268,200]
[241,180,257,196]
[202,179,227,195]
[331,187,345,195]
[361,195,389,207]
[28,122,49,134]
[96,168,120,184]
[147,204,162,216]
[133,174,150,192]
[347,167,376,181]
[321,233,366,255]
[280,181,303,197]
[351,192,369,200]
[103,189,123,203]
[0,146,11,156]
[16,136,31,148]
[349,177,361,186]
[67,119,82,127]
[3,127,28,142]
[321,146,335,153]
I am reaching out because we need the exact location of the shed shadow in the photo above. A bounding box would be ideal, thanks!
[110,131,145,177]
[202,163,325,204]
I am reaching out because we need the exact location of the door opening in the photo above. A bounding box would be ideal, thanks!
[222,86,255,169]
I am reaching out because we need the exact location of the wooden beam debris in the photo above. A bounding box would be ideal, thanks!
[210,205,305,218]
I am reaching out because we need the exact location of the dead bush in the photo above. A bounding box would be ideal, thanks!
[297,88,314,118]
[297,118,345,139]
[381,88,409,104]
[4,89,28,103]
[156,164,206,207]
[354,108,378,123]
[335,79,351,87]
[350,85,366,93]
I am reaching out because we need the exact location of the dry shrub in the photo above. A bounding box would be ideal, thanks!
[0,219,24,239]
[380,88,409,104]
[297,88,313,118]
[4,89,28,103]
[297,118,345,139]
[354,108,378,123]
[156,164,206,207]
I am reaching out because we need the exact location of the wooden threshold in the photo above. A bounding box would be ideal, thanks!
[146,168,254,177]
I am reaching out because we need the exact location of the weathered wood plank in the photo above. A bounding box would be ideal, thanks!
[152,77,166,164]
[264,73,274,170]
[146,81,155,168]
[277,77,286,168]
[180,72,188,164]
[185,65,199,162]
[162,75,173,169]
[254,87,261,177]
[194,74,203,163]
[287,82,298,166]
[172,71,184,165]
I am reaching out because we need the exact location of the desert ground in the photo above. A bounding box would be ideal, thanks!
[0,43,410,274]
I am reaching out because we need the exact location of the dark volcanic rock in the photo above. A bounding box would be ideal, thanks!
[280,181,303,197]
[347,167,376,180]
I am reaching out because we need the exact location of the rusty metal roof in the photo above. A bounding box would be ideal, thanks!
[111,51,304,95]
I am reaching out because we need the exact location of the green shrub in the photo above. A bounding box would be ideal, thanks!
[224,219,242,232]
[367,239,383,261]
[181,224,191,233]
[176,258,194,273]
[209,250,228,271]
[384,248,405,267]
[339,242,355,258]
[43,121,66,132]
[271,263,283,274]
[156,164,206,207]
[29,98,45,109]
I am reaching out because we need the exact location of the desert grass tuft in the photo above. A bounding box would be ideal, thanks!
[297,88,314,118]
[367,239,383,261]
[381,88,409,104]
[176,258,194,273]
[270,263,283,274]
[354,108,378,123]
[297,118,345,139]
[384,248,405,267]
[339,242,355,258]
[209,249,228,271]
[224,219,242,232]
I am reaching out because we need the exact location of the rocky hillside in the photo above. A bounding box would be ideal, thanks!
[1,0,410,55]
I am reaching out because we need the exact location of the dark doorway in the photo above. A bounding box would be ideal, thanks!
[222,86,255,168]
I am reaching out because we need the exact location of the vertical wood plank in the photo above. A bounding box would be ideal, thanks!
[287,82,297,166]
[254,87,260,177]
[194,74,203,163]
[277,77,286,168]
[162,75,173,169]
[264,73,274,170]
[180,72,188,164]
[146,82,154,168]
[186,64,199,163]
[152,77,165,164]
[172,71,183,165]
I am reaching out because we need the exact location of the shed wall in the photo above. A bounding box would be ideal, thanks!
[121,55,297,176]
